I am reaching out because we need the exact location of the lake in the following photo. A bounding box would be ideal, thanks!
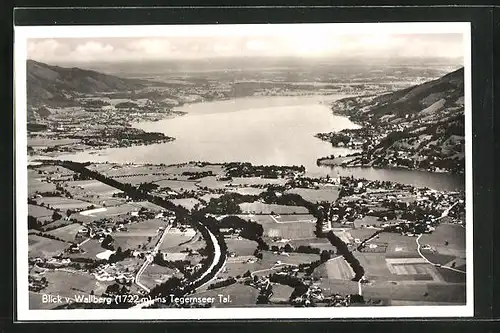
[57,95,464,191]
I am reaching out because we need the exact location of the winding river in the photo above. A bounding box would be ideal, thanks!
[58,95,464,191]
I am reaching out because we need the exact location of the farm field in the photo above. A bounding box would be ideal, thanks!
[66,180,123,196]
[420,224,465,258]
[225,238,258,256]
[153,179,199,191]
[141,264,180,290]
[286,186,339,203]
[290,238,336,252]
[39,269,113,299]
[68,239,105,260]
[198,193,223,202]
[227,187,266,196]
[28,180,57,195]
[371,232,419,258]
[264,221,315,240]
[239,202,308,215]
[28,204,54,220]
[169,198,200,210]
[270,284,294,303]
[160,229,200,252]
[196,176,231,189]
[323,257,354,280]
[192,282,260,307]
[36,196,96,210]
[362,282,466,304]
[353,215,387,228]
[40,219,75,231]
[273,214,316,223]
[316,279,359,297]
[230,177,287,186]
[28,235,68,258]
[46,223,83,243]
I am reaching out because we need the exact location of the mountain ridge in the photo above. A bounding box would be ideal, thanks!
[27,59,148,107]
[317,67,465,174]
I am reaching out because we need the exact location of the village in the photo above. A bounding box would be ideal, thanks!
[28,160,466,309]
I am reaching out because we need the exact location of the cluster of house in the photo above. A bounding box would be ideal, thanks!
[291,285,325,306]
[93,263,135,283]
[28,274,49,292]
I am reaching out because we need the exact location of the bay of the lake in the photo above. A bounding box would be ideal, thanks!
[57,95,464,191]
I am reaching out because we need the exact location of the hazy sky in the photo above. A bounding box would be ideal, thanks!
[27,33,464,64]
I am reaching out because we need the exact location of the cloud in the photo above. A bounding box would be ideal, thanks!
[27,33,464,64]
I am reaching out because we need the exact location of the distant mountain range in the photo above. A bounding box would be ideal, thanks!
[321,67,465,173]
[27,60,147,107]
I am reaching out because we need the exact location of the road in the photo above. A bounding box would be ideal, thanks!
[132,223,223,309]
[135,224,172,293]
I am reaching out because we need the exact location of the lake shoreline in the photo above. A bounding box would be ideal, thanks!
[48,95,464,191]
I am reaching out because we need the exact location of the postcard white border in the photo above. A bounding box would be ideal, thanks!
[14,22,473,321]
